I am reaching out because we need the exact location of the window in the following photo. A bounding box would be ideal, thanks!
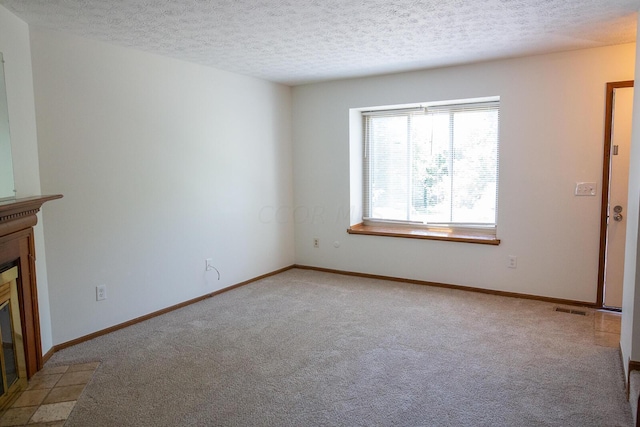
[356,98,499,242]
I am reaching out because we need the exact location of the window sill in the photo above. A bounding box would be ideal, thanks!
[347,223,500,245]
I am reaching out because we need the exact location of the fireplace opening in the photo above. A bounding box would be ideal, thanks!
[0,266,27,410]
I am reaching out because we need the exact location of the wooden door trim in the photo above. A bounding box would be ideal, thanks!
[597,80,634,308]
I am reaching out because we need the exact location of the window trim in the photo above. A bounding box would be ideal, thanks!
[347,222,501,245]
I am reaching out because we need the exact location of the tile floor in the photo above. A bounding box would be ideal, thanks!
[594,310,622,348]
[0,362,98,426]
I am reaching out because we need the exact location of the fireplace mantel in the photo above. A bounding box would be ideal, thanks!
[0,194,62,378]
[0,195,63,233]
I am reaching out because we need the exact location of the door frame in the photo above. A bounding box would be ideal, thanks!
[597,80,634,308]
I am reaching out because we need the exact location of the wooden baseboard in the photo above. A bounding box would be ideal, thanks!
[293,264,597,308]
[41,347,55,366]
[52,265,295,353]
[628,361,640,372]
[45,263,595,363]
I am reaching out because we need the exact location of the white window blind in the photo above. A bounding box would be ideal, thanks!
[363,99,499,230]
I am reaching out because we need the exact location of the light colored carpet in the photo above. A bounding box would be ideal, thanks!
[49,268,631,426]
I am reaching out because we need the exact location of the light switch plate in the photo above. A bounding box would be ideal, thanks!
[575,182,597,196]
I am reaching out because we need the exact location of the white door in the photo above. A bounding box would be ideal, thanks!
[604,86,634,308]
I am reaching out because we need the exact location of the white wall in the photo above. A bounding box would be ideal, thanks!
[30,28,294,345]
[0,6,54,354]
[622,15,640,373]
[293,44,636,303]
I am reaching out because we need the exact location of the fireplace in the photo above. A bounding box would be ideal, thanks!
[0,266,27,408]
[0,195,61,411]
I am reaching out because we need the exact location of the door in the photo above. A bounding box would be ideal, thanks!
[600,82,634,309]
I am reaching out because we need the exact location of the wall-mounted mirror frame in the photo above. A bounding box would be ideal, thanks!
[0,52,16,201]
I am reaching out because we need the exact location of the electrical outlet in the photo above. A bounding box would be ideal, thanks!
[205,258,214,271]
[96,285,107,301]
[508,256,517,269]
[313,238,319,248]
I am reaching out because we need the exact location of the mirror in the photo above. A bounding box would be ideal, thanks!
[0,53,15,201]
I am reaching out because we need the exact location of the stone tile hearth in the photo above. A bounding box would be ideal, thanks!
[0,362,99,426]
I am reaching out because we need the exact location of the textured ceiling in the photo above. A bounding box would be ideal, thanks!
[0,0,638,85]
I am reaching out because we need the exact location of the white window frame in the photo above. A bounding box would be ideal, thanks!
[359,97,500,238]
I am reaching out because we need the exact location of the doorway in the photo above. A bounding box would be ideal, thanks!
[598,81,634,309]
